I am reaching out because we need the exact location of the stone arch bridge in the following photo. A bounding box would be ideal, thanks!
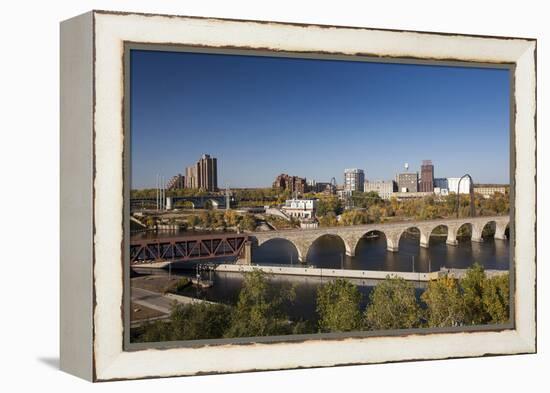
[249,215,509,263]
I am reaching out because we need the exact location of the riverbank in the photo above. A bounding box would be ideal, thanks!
[131,275,218,326]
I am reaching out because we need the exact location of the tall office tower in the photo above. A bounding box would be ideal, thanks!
[197,154,218,191]
[419,160,434,192]
[344,168,365,192]
[185,154,218,191]
[185,165,198,189]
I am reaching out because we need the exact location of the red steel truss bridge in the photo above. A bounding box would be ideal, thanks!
[129,233,248,265]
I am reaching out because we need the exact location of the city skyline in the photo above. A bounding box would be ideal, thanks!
[131,50,510,189]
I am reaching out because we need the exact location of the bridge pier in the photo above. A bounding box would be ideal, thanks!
[386,233,399,252]
[495,223,508,240]
[471,224,484,243]
[237,241,252,265]
[446,227,458,246]
[387,244,399,252]
[418,229,430,249]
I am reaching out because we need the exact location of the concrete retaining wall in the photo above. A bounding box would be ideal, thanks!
[214,264,433,281]
[214,264,507,282]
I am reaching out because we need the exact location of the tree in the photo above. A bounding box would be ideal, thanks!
[364,277,421,330]
[169,302,232,340]
[225,270,294,338]
[135,302,232,342]
[187,214,199,229]
[224,210,238,227]
[482,273,510,324]
[461,263,490,325]
[340,210,368,226]
[317,197,343,217]
[421,275,465,327]
[241,214,257,231]
[200,210,213,228]
[367,204,382,223]
[318,211,338,227]
[316,279,362,332]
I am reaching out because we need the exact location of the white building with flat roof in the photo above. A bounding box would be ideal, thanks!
[281,199,318,219]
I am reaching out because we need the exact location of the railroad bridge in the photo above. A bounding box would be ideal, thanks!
[249,215,510,263]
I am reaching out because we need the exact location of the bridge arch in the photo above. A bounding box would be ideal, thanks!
[480,220,497,239]
[354,230,387,256]
[397,226,422,251]
[427,224,449,246]
[306,234,350,266]
[253,237,301,264]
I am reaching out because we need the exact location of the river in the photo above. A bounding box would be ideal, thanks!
[132,230,510,322]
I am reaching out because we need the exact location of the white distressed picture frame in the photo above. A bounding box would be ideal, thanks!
[60,10,536,381]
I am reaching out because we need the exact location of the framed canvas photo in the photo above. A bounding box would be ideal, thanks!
[60,10,536,381]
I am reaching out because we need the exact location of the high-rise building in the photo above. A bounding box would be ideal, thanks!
[396,172,418,192]
[344,168,365,192]
[185,164,198,189]
[185,154,218,191]
[419,160,434,192]
[197,154,218,191]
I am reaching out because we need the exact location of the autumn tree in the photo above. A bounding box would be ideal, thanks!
[461,263,490,325]
[240,214,257,231]
[364,277,421,330]
[482,273,510,324]
[187,214,199,229]
[316,279,362,332]
[421,275,465,327]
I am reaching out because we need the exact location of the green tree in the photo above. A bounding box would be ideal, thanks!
[225,270,294,338]
[482,273,510,324]
[364,277,421,330]
[461,263,490,325]
[169,302,232,340]
[187,214,199,229]
[421,275,465,327]
[317,197,343,216]
[135,302,232,342]
[316,279,362,332]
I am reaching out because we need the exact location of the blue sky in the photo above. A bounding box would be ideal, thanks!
[130,49,510,189]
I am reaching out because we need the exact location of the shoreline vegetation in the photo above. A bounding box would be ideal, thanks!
[131,263,509,343]
[130,189,509,235]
